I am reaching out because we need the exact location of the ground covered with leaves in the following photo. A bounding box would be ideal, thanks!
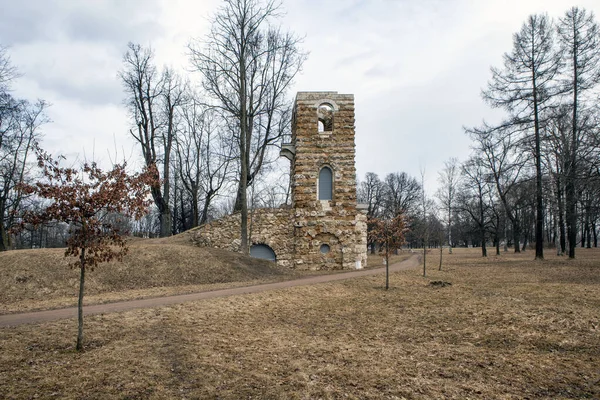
[1,248,599,399]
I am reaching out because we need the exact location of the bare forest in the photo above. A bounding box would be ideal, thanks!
[359,7,600,260]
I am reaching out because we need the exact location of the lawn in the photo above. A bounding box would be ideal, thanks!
[1,247,599,399]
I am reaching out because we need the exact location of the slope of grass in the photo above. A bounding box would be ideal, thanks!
[0,233,299,314]
[1,248,598,399]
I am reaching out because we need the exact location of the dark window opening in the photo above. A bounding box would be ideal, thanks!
[320,244,330,254]
[319,166,333,200]
[250,244,276,261]
[318,103,334,132]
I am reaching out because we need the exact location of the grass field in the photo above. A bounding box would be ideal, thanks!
[0,234,302,314]
[1,247,599,399]
[0,234,408,315]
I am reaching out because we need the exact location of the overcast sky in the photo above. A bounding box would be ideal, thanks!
[2,0,599,195]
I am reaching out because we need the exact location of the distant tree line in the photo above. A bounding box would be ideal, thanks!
[359,6,600,260]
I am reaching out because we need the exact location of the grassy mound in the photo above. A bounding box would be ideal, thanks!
[0,233,297,314]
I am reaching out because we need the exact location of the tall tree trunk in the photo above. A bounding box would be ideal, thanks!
[512,216,521,253]
[533,81,544,260]
[76,248,86,351]
[557,178,566,254]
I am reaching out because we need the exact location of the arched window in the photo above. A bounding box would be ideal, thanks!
[318,166,333,200]
[250,244,276,261]
[317,103,333,132]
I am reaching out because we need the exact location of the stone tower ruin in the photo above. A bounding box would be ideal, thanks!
[191,91,367,270]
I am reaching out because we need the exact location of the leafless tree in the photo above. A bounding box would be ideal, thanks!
[458,157,493,257]
[0,51,48,250]
[358,172,385,253]
[436,157,460,254]
[0,45,19,95]
[556,7,600,258]
[382,172,421,219]
[120,43,185,237]
[418,167,434,276]
[483,14,562,259]
[188,0,306,253]
[467,125,528,253]
[176,94,234,227]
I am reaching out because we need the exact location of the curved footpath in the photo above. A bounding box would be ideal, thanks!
[0,255,420,328]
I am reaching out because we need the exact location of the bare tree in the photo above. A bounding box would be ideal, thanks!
[358,172,385,253]
[0,45,19,95]
[459,157,493,257]
[557,7,600,258]
[382,171,421,219]
[436,157,460,254]
[120,43,183,237]
[188,0,306,253]
[176,94,234,227]
[467,125,528,253]
[0,47,48,251]
[483,14,562,259]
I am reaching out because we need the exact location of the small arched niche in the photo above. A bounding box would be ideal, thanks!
[317,103,334,133]
[250,244,276,261]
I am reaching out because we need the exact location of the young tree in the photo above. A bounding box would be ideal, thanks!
[368,214,406,290]
[18,154,155,351]
[483,14,562,259]
[188,0,306,253]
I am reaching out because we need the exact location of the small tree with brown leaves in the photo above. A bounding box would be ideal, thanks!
[18,153,155,351]
[368,214,407,290]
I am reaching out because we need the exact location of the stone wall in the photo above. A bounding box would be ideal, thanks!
[190,207,294,268]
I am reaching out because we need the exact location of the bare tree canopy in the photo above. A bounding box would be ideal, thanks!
[119,43,185,237]
[483,14,562,259]
[188,0,307,253]
[0,47,48,251]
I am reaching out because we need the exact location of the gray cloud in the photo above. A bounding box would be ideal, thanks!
[0,0,163,46]
[2,0,165,107]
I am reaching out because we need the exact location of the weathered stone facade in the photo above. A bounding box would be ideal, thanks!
[191,91,367,270]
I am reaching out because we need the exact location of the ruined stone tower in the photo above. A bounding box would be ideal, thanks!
[191,91,367,270]
[282,92,367,269]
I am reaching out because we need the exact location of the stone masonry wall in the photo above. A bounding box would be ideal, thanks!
[190,207,294,268]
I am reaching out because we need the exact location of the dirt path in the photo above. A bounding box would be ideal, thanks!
[0,255,420,328]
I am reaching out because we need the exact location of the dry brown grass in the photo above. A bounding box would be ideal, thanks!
[0,235,411,315]
[1,247,599,399]
[0,233,300,314]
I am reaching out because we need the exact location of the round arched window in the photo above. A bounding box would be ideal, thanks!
[320,244,330,254]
